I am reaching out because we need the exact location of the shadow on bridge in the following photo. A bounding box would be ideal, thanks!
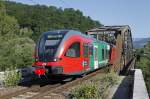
[120,58,135,75]
[112,71,134,99]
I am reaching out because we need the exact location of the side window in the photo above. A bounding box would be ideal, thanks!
[105,49,107,59]
[65,42,80,57]
[105,49,106,59]
[94,47,98,60]
[106,50,108,59]
[89,44,93,56]
[107,50,109,59]
[83,43,89,57]
[91,34,97,39]
[108,50,110,58]
[102,49,104,60]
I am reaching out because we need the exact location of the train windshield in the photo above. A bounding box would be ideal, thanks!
[38,33,65,62]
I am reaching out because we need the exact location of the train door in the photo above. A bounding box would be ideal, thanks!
[89,44,94,70]
[63,42,83,74]
[83,43,90,71]
[98,42,103,67]
[101,43,106,66]
[94,44,98,69]
[106,45,110,63]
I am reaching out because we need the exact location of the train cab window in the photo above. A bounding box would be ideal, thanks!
[45,39,60,46]
[83,43,89,57]
[38,36,45,56]
[65,42,80,58]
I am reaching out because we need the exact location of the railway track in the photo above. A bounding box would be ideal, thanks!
[0,66,110,99]
[0,82,61,99]
[31,66,110,99]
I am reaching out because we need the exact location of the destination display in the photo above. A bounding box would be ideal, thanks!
[47,34,63,39]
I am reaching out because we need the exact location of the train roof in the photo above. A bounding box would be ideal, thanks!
[42,29,81,35]
[42,29,88,38]
[41,29,109,45]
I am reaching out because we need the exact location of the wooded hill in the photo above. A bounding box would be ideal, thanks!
[5,1,101,41]
[0,1,102,71]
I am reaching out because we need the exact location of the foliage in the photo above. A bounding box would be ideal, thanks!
[0,37,35,70]
[5,1,102,41]
[0,1,35,71]
[0,1,19,37]
[0,1,101,71]
[19,27,33,37]
[3,68,21,87]
[136,41,150,95]
[70,73,119,99]
[0,1,5,15]
[0,15,19,37]
[71,82,100,99]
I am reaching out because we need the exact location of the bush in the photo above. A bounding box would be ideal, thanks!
[3,68,21,87]
[0,2,35,71]
[70,82,100,99]
[70,73,119,99]
[0,37,35,71]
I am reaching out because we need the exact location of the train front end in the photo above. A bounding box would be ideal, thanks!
[32,30,67,77]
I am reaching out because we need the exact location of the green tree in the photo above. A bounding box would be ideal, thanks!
[19,27,33,37]
[5,1,102,41]
[0,1,5,14]
[0,37,34,70]
[0,1,35,71]
[136,42,150,95]
[0,15,19,37]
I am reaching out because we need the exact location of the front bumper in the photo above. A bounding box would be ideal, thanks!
[32,66,63,75]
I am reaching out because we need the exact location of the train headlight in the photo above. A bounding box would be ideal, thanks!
[35,58,38,62]
[53,58,62,62]
[53,58,57,62]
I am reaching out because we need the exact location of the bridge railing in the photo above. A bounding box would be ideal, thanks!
[133,69,149,99]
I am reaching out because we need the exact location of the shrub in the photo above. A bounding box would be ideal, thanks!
[0,2,35,71]
[3,68,21,87]
[0,37,35,71]
[70,73,119,99]
[70,82,100,99]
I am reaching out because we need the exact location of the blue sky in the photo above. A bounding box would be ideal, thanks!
[9,0,150,38]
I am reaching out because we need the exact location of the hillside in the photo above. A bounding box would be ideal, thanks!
[136,42,150,95]
[5,1,102,41]
[133,38,150,48]
[0,1,34,71]
[0,1,102,70]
